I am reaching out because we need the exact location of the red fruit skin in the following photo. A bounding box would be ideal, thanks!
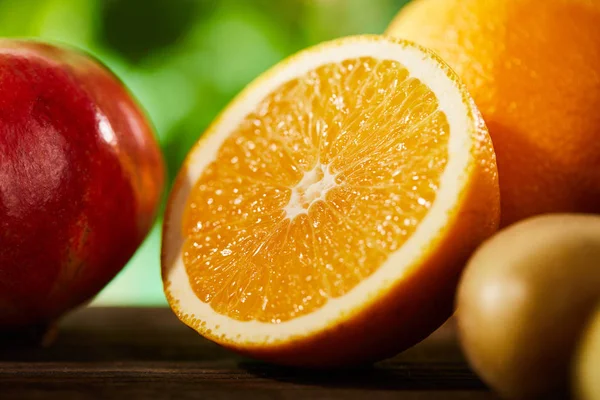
[0,40,164,328]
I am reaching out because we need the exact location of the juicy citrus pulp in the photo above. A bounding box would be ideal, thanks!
[182,57,450,323]
[162,35,499,364]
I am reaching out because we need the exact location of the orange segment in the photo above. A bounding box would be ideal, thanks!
[162,35,500,366]
[181,57,449,323]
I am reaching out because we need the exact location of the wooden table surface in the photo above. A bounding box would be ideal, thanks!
[0,307,497,399]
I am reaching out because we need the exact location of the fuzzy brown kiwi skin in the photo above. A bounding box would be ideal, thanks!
[457,214,600,399]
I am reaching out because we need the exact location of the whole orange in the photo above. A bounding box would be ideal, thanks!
[387,0,600,226]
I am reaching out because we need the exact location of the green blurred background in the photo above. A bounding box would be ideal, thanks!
[1,0,409,305]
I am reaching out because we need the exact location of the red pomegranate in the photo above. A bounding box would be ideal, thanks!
[0,40,164,335]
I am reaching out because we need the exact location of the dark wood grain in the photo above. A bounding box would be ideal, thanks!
[0,307,496,399]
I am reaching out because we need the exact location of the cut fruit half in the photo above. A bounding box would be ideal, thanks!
[162,35,500,366]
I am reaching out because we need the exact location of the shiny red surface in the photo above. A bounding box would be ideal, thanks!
[0,41,164,327]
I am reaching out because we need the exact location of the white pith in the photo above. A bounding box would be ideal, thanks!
[284,163,338,219]
[163,36,473,345]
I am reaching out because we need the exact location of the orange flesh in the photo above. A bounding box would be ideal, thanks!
[182,57,450,323]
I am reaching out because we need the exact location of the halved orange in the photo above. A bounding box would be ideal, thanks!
[162,35,500,366]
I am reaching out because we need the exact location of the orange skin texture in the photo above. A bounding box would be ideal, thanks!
[0,40,164,328]
[388,0,600,226]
